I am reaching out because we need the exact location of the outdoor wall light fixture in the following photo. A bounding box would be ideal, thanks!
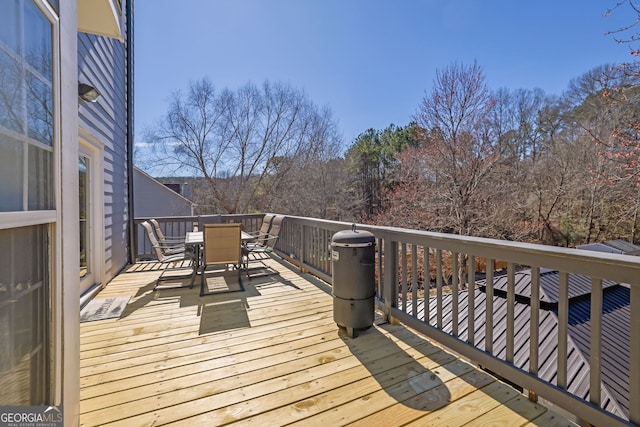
[78,82,100,102]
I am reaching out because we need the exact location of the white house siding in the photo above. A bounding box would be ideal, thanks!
[77,28,130,284]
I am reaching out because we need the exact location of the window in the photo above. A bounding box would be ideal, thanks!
[0,0,54,212]
[0,225,50,405]
[0,0,56,405]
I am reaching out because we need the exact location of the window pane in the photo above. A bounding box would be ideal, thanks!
[0,134,24,211]
[26,71,53,146]
[0,225,50,405]
[0,0,20,53]
[0,49,25,134]
[79,156,89,278]
[28,145,54,210]
[24,0,52,80]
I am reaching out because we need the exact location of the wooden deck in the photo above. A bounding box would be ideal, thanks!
[79,256,575,426]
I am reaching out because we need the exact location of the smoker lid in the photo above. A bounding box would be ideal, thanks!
[331,225,375,247]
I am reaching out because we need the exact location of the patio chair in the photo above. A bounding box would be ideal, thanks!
[149,218,188,255]
[149,218,184,245]
[200,223,245,296]
[140,221,195,289]
[245,213,275,243]
[242,214,284,279]
[142,220,186,256]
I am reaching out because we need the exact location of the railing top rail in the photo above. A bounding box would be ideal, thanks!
[282,215,640,285]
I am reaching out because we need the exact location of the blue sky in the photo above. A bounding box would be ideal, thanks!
[135,1,635,150]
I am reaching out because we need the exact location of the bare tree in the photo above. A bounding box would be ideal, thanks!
[144,78,341,213]
[383,62,499,289]
[413,61,499,237]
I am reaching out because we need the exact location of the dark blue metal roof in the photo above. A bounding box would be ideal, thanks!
[406,272,631,420]
[477,270,619,304]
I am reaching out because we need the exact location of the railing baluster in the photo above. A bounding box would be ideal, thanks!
[401,242,408,312]
[412,244,418,317]
[590,277,602,407]
[485,258,494,354]
[436,249,443,329]
[529,267,540,369]
[558,271,569,389]
[507,262,515,363]
[452,252,459,337]
[468,255,475,346]
[377,238,383,300]
[631,284,640,425]
[423,246,429,323]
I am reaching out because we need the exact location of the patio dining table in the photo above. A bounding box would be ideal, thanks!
[185,230,254,246]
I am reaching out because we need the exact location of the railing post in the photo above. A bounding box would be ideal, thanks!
[557,272,569,389]
[590,278,602,408]
[422,246,430,323]
[452,252,459,337]
[401,243,408,312]
[411,245,418,317]
[129,218,140,264]
[376,238,383,301]
[383,235,398,323]
[436,249,443,329]
[506,262,515,363]
[467,255,475,346]
[529,266,540,402]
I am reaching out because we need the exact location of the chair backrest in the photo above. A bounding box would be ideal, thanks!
[203,223,242,266]
[198,214,221,231]
[141,221,168,261]
[260,213,275,234]
[256,213,275,245]
[263,215,284,249]
[149,219,167,241]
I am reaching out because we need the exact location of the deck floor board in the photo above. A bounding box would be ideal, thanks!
[80,256,573,426]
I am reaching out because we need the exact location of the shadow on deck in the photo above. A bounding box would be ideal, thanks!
[79,256,575,426]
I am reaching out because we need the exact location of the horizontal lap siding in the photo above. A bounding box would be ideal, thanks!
[78,30,129,283]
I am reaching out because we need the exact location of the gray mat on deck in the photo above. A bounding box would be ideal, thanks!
[80,296,131,322]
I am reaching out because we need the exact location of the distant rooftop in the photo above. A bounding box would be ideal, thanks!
[408,267,632,421]
[576,240,640,256]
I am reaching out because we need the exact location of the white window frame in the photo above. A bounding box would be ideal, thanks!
[79,129,105,296]
[0,0,62,405]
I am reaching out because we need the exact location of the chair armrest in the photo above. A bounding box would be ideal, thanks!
[155,242,186,255]
[245,234,279,251]
[159,236,186,242]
